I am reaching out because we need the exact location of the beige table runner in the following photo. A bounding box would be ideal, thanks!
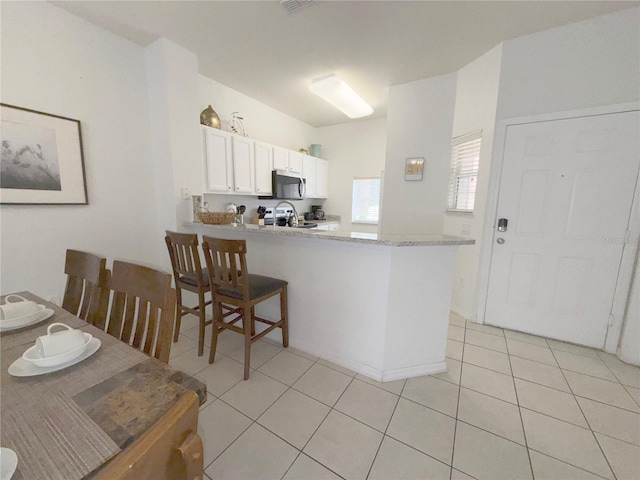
[0,294,152,479]
[2,393,120,480]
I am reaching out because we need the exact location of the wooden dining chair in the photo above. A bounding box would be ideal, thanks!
[106,260,176,363]
[164,231,213,356]
[201,236,289,380]
[62,249,111,327]
[94,390,203,480]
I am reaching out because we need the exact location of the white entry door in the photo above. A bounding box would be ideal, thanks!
[485,111,639,347]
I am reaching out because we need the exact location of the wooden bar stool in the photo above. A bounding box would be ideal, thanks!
[201,236,289,380]
[165,231,212,356]
[62,249,111,328]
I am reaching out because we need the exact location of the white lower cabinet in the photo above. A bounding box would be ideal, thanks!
[254,141,273,195]
[203,126,233,193]
[302,154,317,197]
[288,151,303,175]
[316,223,339,231]
[202,126,328,198]
[231,136,254,194]
[316,158,328,198]
[302,155,328,198]
[273,146,288,171]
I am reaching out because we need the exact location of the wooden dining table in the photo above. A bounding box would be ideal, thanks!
[0,292,207,480]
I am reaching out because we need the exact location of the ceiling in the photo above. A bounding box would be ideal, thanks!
[52,1,637,128]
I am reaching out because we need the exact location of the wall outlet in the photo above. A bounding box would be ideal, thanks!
[181,187,191,200]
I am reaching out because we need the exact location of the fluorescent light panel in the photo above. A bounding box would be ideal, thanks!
[309,74,373,119]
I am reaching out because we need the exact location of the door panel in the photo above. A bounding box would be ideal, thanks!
[486,111,639,347]
[516,170,551,236]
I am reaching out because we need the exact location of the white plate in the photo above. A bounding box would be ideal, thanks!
[8,338,101,377]
[0,307,53,332]
[0,447,17,480]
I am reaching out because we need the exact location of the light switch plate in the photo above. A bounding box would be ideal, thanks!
[181,187,191,200]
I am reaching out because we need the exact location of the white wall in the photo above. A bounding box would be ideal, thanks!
[0,1,161,300]
[487,8,640,359]
[381,74,457,235]
[619,249,640,365]
[198,75,316,152]
[316,117,387,233]
[496,8,640,121]
[444,45,502,320]
[146,39,202,242]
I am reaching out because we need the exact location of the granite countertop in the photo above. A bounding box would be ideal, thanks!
[188,222,475,247]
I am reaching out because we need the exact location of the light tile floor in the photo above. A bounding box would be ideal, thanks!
[169,314,640,480]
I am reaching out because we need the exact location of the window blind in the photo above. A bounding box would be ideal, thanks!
[447,131,482,212]
[352,177,381,224]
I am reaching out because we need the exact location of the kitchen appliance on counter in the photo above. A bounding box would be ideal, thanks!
[261,171,306,200]
[263,206,294,226]
[263,206,317,228]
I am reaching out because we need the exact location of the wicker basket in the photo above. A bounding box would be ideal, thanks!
[198,212,236,225]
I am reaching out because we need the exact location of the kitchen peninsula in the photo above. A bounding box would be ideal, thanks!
[188,222,474,381]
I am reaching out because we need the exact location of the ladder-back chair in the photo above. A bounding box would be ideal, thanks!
[165,231,212,356]
[62,249,111,328]
[106,260,176,363]
[201,236,288,380]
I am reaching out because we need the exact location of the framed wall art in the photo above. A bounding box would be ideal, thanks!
[1,103,87,204]
[404,157,425,181]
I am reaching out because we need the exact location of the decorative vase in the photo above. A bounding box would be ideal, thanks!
[309,144,321,157]
[200,105,221,129]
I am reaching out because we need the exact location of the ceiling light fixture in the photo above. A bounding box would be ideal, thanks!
[308,74,373,119]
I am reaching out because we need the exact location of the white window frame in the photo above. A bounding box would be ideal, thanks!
[447,130,482,213]
[352,177,381,224]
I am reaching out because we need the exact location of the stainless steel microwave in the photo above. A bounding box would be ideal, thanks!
[268,171,306,200]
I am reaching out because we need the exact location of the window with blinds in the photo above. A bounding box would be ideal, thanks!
[352,177,381,224]
[447,131,482,212]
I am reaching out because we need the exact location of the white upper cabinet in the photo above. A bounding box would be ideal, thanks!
[203,126,233,193]
[273,146,289,171]
[288,151,303,174]
[254,141,273,195]
[302,154,318,197]
[202,126,328,198]
[231,136,254,193]
[316,158,328,198]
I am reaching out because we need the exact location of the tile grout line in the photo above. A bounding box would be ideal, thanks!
[191,320,638,478]
[506,327,535,479]
[547,346,619,480]
[363,378,404,479]
[203,348,320,474]
[449,319,469,480]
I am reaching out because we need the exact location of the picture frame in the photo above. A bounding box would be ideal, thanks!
[404,157,425,181]
[1,103,87,204]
